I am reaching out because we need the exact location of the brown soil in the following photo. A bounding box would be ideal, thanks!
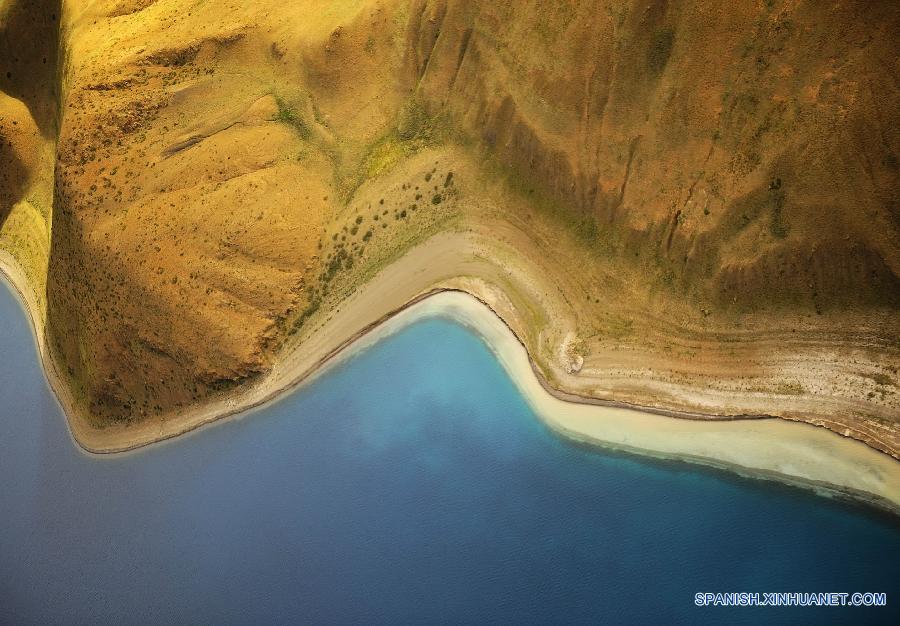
[0,0,898,455]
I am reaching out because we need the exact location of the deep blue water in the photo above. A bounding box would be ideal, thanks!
[1,279,899,625]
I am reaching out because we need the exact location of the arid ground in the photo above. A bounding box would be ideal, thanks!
[1,0,898,455]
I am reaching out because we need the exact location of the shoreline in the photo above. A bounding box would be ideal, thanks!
[363,292,900,516]
[2,252,900,516]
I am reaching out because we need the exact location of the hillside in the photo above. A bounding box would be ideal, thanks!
[1,0,898,453]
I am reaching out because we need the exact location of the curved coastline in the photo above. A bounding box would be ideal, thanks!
[1,253,900,515]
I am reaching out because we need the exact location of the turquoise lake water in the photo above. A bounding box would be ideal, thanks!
[1,278,899,624]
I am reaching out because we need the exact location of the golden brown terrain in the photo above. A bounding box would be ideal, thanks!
[1,0,898,455]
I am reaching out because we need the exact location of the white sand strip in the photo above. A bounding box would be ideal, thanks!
[321,290,900,513]
[2,252,899,513]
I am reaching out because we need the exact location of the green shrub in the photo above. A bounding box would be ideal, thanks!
[274,96,311,140]
[648,28,675,74]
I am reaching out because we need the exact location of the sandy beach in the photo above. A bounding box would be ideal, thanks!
[417,293,900,513]
[2,241,900,514]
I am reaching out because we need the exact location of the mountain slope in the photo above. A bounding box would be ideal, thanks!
[1,0,898,451]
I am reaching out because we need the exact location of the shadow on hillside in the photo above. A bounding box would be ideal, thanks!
[0,0,62,227]
[0,0,62,139]
[0,133,28,227]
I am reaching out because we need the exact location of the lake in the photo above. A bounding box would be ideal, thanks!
[1,278,898,624]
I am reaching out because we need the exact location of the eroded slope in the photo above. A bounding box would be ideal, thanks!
[1,0,897,447]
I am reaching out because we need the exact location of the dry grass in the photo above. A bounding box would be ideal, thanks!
[0,0,897,437]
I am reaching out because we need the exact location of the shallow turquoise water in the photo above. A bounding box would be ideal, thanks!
[1,279,898,624]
